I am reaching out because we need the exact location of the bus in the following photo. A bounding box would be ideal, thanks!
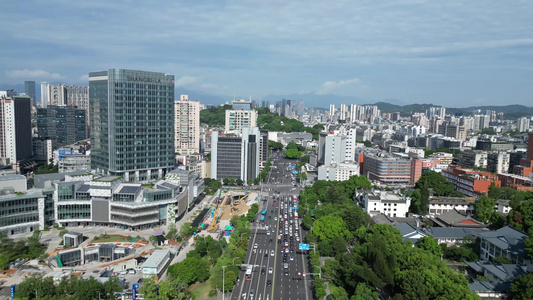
[261,210,267,215]
[245,265,253,280]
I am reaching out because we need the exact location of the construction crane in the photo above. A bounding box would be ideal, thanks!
[231,192,251,212]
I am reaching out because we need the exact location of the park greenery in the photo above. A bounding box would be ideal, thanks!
[298,175,479,299]
[0,230,46,270]
[199,104,232,127]
[13,275,123,300]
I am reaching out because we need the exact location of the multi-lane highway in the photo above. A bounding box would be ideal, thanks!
[232,153,311,300]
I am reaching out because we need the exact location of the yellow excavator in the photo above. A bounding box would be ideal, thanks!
[231,192,251,212]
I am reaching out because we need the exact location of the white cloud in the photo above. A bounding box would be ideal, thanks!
[7,69,63,80]
[175,76,199,87]
[315,79,365,96]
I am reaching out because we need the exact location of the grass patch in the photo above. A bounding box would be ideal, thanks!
[188,281,211,300]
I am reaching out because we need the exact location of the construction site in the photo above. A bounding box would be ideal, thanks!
[202,189,259,232]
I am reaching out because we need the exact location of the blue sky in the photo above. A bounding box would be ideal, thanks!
[1,0,532,107]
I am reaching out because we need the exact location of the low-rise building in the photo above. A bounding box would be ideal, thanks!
[441,167,501,198]
[428,196,476,216]
[431,209,486,228]
[356,190,411,218]
[478,226,531,265]
[317,161,360,181]
[143,249,171,279]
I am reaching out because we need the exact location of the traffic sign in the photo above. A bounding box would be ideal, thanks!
[132,283,139,300]
[299,243,309,250]
[10,285,15,299]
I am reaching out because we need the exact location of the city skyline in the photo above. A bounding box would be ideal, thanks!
[1,1,532,107]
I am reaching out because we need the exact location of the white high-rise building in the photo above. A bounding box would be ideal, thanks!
[428,107,446,119]
[174,95,200,155]
[518,117,530,132]
[0,95,16,164]
[340,104,347,121]
[350,104,358,123]
[329,104,335,118]
[225,109,257,134]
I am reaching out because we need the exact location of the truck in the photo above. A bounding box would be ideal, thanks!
[260,215,265,222]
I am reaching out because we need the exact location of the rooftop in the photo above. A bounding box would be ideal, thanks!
[144,250,170,268]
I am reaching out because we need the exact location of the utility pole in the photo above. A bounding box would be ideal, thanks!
[222,265,227,300]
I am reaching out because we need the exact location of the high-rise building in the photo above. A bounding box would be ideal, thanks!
[174,95,200,155]
[329,104,335,118]
[518,117,530,133]
[0,95,32,164]
[24,81,36,106]
[89,69,175,181]
[428,107,446,119]
[37,105,86,146]
[225,109,257,134]
[528,133,533,161]
[211,127,261,182]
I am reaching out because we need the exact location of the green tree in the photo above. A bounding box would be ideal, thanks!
[351,283,379,300]
[417,236,442,257]
[313,215,352,242]
[168,256,210,284]
[268,140,283,151]
[474,196,496,223]
[491,256,513,264]
[283,148,302,159]
[510,272,533,300]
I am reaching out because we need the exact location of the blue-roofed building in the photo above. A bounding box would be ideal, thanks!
[478,226,530,266]
[394,222,427,244]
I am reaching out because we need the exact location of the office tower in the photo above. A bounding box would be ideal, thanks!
[0,95,32,164]
[232,99,253,110]
[89,69,175,181]
[518,117,530,132]
[24,81,36,106]
[37,105,86,146]
[174,95,200,155]
[225,108,257,134]
[211,127,260,182]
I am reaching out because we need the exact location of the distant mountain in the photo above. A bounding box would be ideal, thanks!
[370,102,533,118]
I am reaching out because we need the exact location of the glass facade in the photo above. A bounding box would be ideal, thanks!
[216,137,242,179]
[58,204,91,220]
[0,196,40,227]
[89,69,175,181]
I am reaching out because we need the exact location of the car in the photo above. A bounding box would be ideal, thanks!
[284,263,289,269]
[290,236,293,240]
[274,217,277,221]
[284,271,289,276]
[284,242,288,246]
[285,248,289,253]
[254,243,258,249]
[272,204,275,207]
[282,258,287,262]
[250,289,255,299]
[268,267,273,274]
[290,244,294,249]
[267,280,272,286]
[271,250,275,256]
[290,256,294,261]
[296,237,300,242]
[278,240,281,244]
[266,231,270,236]
[283,253,287,257]
[264,254,268,260]
[261,268,266,274]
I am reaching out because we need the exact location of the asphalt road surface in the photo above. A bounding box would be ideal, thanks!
[232,153,312,300]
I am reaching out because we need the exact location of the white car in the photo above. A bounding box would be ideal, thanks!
[274,217,277,221]
[267,231,270,236]
[269,267,273,274]
[254,243,258,249]
[290,256,294,261]
[271,250,275,256]
[283,263,289,269]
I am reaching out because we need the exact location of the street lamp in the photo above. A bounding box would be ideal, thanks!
[313,265,322,279]
[222,265,227,300]
[233,257,242,265]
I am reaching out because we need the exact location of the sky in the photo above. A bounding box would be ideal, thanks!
[1,0,532,108]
